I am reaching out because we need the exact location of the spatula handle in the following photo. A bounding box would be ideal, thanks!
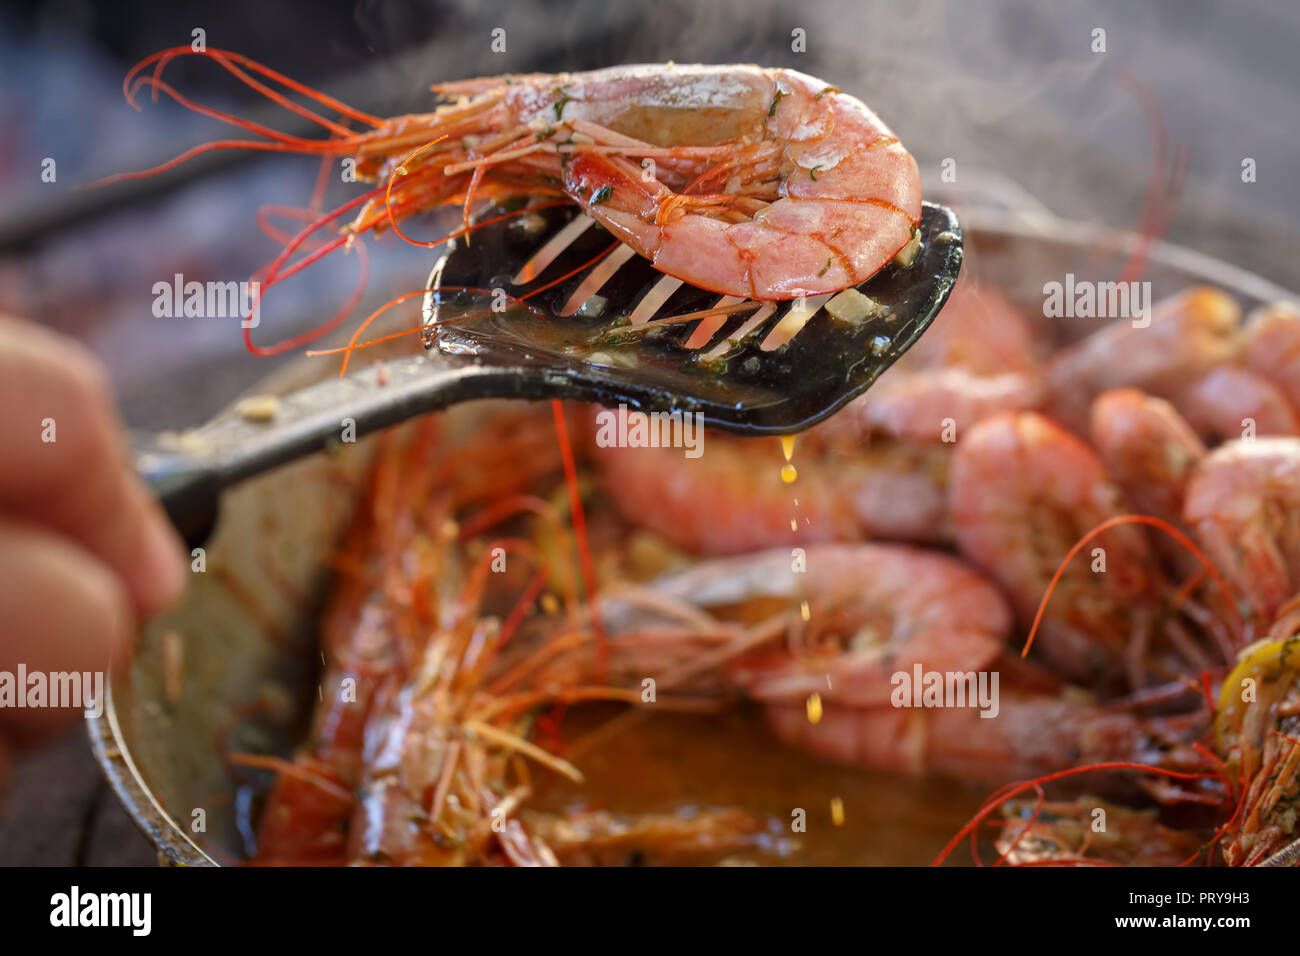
[133,352,528,548]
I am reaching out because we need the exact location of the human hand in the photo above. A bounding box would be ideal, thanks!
[0,316,185,780]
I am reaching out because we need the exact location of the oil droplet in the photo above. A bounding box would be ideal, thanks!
[790,518,798,532]
[806,692,823,724]
[779,435,797,484]
[800,600,811,622]
[831,797,845,826]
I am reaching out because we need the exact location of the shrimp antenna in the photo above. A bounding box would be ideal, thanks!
[932,762,1225,868]
[1020,514,1243,661]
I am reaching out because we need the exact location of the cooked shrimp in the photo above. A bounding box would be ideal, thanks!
[950,411,1162,686]
[1174,365,1300,441]
[110,53,920,302]
[551,66,922,298]
[250,408,592,866]
[633,545,1199,783]
[1046,287,1241,433]
[1090,388,1206,528]
[1183,439,1300,624]
[762,686,1203,784]
[254,421,451,862]
[1090,388,1206,578]
[1242,301,1300,413]
[840,274,1043,442]
[650,543,1014,702]
[848,367,1043,443]
[591,418,952,553]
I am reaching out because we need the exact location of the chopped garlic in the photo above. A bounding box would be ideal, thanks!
[825,288,885,325]
[893,228,921,268]
[575,293,607,318]
[584,347,639,368]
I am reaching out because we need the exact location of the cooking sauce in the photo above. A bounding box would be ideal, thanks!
[532,703,988,865]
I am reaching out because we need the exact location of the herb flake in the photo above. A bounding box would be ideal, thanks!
[552,86,572,120]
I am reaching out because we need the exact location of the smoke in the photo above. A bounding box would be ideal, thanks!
[2,0,1297,430]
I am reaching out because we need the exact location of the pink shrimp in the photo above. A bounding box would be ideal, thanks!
[1173,365,1300,441]
[652,543,1014,703]
[949,411,1167,687]
[254,420,456,862]
[836,274,1044,443]
[1242,301,1300,413]
[1089,388,1206,579]
[1046,286,1241,433]
[553,66,922,298]
[760,687,1202,784]
[1090,388,1206,529]
[847,367,1044,443]
[635,545,1201,784]
[590,414,952,553]
[108,53,920,304]
[1183,438,1300,625]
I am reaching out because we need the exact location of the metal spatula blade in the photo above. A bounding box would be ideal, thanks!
[425,199,962,434]
[140,200,960,546]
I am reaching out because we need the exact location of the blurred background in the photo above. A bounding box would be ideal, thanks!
[0,0,1296,863]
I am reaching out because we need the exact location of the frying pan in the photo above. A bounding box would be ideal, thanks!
[87,199,1298,866]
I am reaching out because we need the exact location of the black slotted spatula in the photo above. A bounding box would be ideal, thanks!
[140,199,961,546]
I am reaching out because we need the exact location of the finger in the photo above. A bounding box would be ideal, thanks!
[0,518,132,746]
[0,318,185,616]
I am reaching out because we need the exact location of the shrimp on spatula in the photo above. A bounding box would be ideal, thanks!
[114,58,959,543]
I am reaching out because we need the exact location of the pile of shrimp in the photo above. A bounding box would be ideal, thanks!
[238,279,1300,867]
[242,407,791,866]
[586,278,1300,867]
